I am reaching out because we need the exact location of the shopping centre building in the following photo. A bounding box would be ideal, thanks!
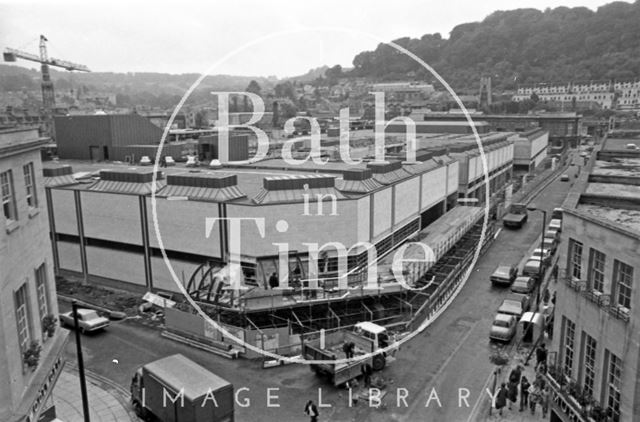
[44,131,515,295]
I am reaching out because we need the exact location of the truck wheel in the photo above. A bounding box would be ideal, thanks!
[372,355,386,371]
[132,401,147,420]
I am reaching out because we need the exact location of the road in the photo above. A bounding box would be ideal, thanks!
[59,156,580,422]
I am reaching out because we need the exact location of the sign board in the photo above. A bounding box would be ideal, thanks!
[142,292,176,308]
[548,380,588,422]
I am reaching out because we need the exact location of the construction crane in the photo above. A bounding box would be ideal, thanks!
[3,34,90,113]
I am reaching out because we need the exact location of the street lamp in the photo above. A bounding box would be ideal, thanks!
[527,204,547,308]
[72,300,91,422]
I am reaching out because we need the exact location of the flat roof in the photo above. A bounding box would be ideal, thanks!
[592,159,640,177]
[577,204,640,232]
[602,137,640,151]
[586,182,640,199]
[143,354,230,401]
[573,136,640,233]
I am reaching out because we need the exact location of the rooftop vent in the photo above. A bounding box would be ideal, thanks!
[263,174,335,190]
[366,160,402,174]
[167,173,237,189]
[43,165,73,177]
[343,169,373,181]
[99,169,161,183]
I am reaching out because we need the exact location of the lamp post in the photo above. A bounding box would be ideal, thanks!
[72,300,91,422]
[527,205,547,309]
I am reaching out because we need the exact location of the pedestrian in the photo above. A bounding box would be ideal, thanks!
[507,379,518,410]
[509,365,522,384]
[361,362,373,387]
[495,383,508,416]
[160,155,167,168]
[343,341,355,359]
[543,288,550,304]
[536,360,548,377]
[528,382,540,415]
[541,384,550,418]
[519,376,530,412]
[536,343,548,367]
[268,272,279,289]
[304,400,319,422]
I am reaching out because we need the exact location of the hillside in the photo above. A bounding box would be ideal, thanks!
[350,1,640,90]
[0,64,277,108]
[3,1,640,102]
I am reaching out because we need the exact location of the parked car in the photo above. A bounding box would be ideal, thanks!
[511,276,535,294]
[498,294,531,319]
[489,313,517,343]
[490,265,518,286]
[549,218,562,232]
[185,155,199,167]
[139,156,152,166]
[560,174,570,182]
[531,248,552,266]
[522,260,543,279]
[543,237,558,255]
[545,229,560,243]
[59,308,110,333]
[551,208,563,221]
[164,156,176,166]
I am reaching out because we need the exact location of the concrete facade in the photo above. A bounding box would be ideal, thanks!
[48,153,461,292]
[549,136,640,422]
[0,128,68,422]
[511,128,549,173]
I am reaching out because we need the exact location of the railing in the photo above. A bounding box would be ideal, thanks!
[560,270,630,323]
[583,290,610,307]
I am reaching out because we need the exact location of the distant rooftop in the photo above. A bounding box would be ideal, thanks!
[571,135,640,235]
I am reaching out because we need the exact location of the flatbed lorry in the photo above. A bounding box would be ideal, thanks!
[302,321,397,387]
[503,203,528,229]
[130,354,234,422]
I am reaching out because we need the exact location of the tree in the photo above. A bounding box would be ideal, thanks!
[274,81,295,100]
[530,92,540,103]
[325,65,343,85]
[278,99,298,121]
[246,80,262,95]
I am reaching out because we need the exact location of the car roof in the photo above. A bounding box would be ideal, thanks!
[506,293,527,301]
[355,321,386,334]
[72,309,98,316]
[514,276,531,283]
[495,265,513,271]
[494,313,514,322]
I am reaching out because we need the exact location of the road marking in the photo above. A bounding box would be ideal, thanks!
[464,365,496,422]
[400,320,479,421]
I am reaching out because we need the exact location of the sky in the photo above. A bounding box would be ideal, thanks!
[0,0,631,78]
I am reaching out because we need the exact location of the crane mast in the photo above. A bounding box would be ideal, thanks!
[39,35,56,112]
[3,34,90,135]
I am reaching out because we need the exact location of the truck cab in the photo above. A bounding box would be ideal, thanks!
[503,203,528,229]
[353,321,390,352]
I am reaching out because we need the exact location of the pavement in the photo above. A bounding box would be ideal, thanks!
[53,364,137,422]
